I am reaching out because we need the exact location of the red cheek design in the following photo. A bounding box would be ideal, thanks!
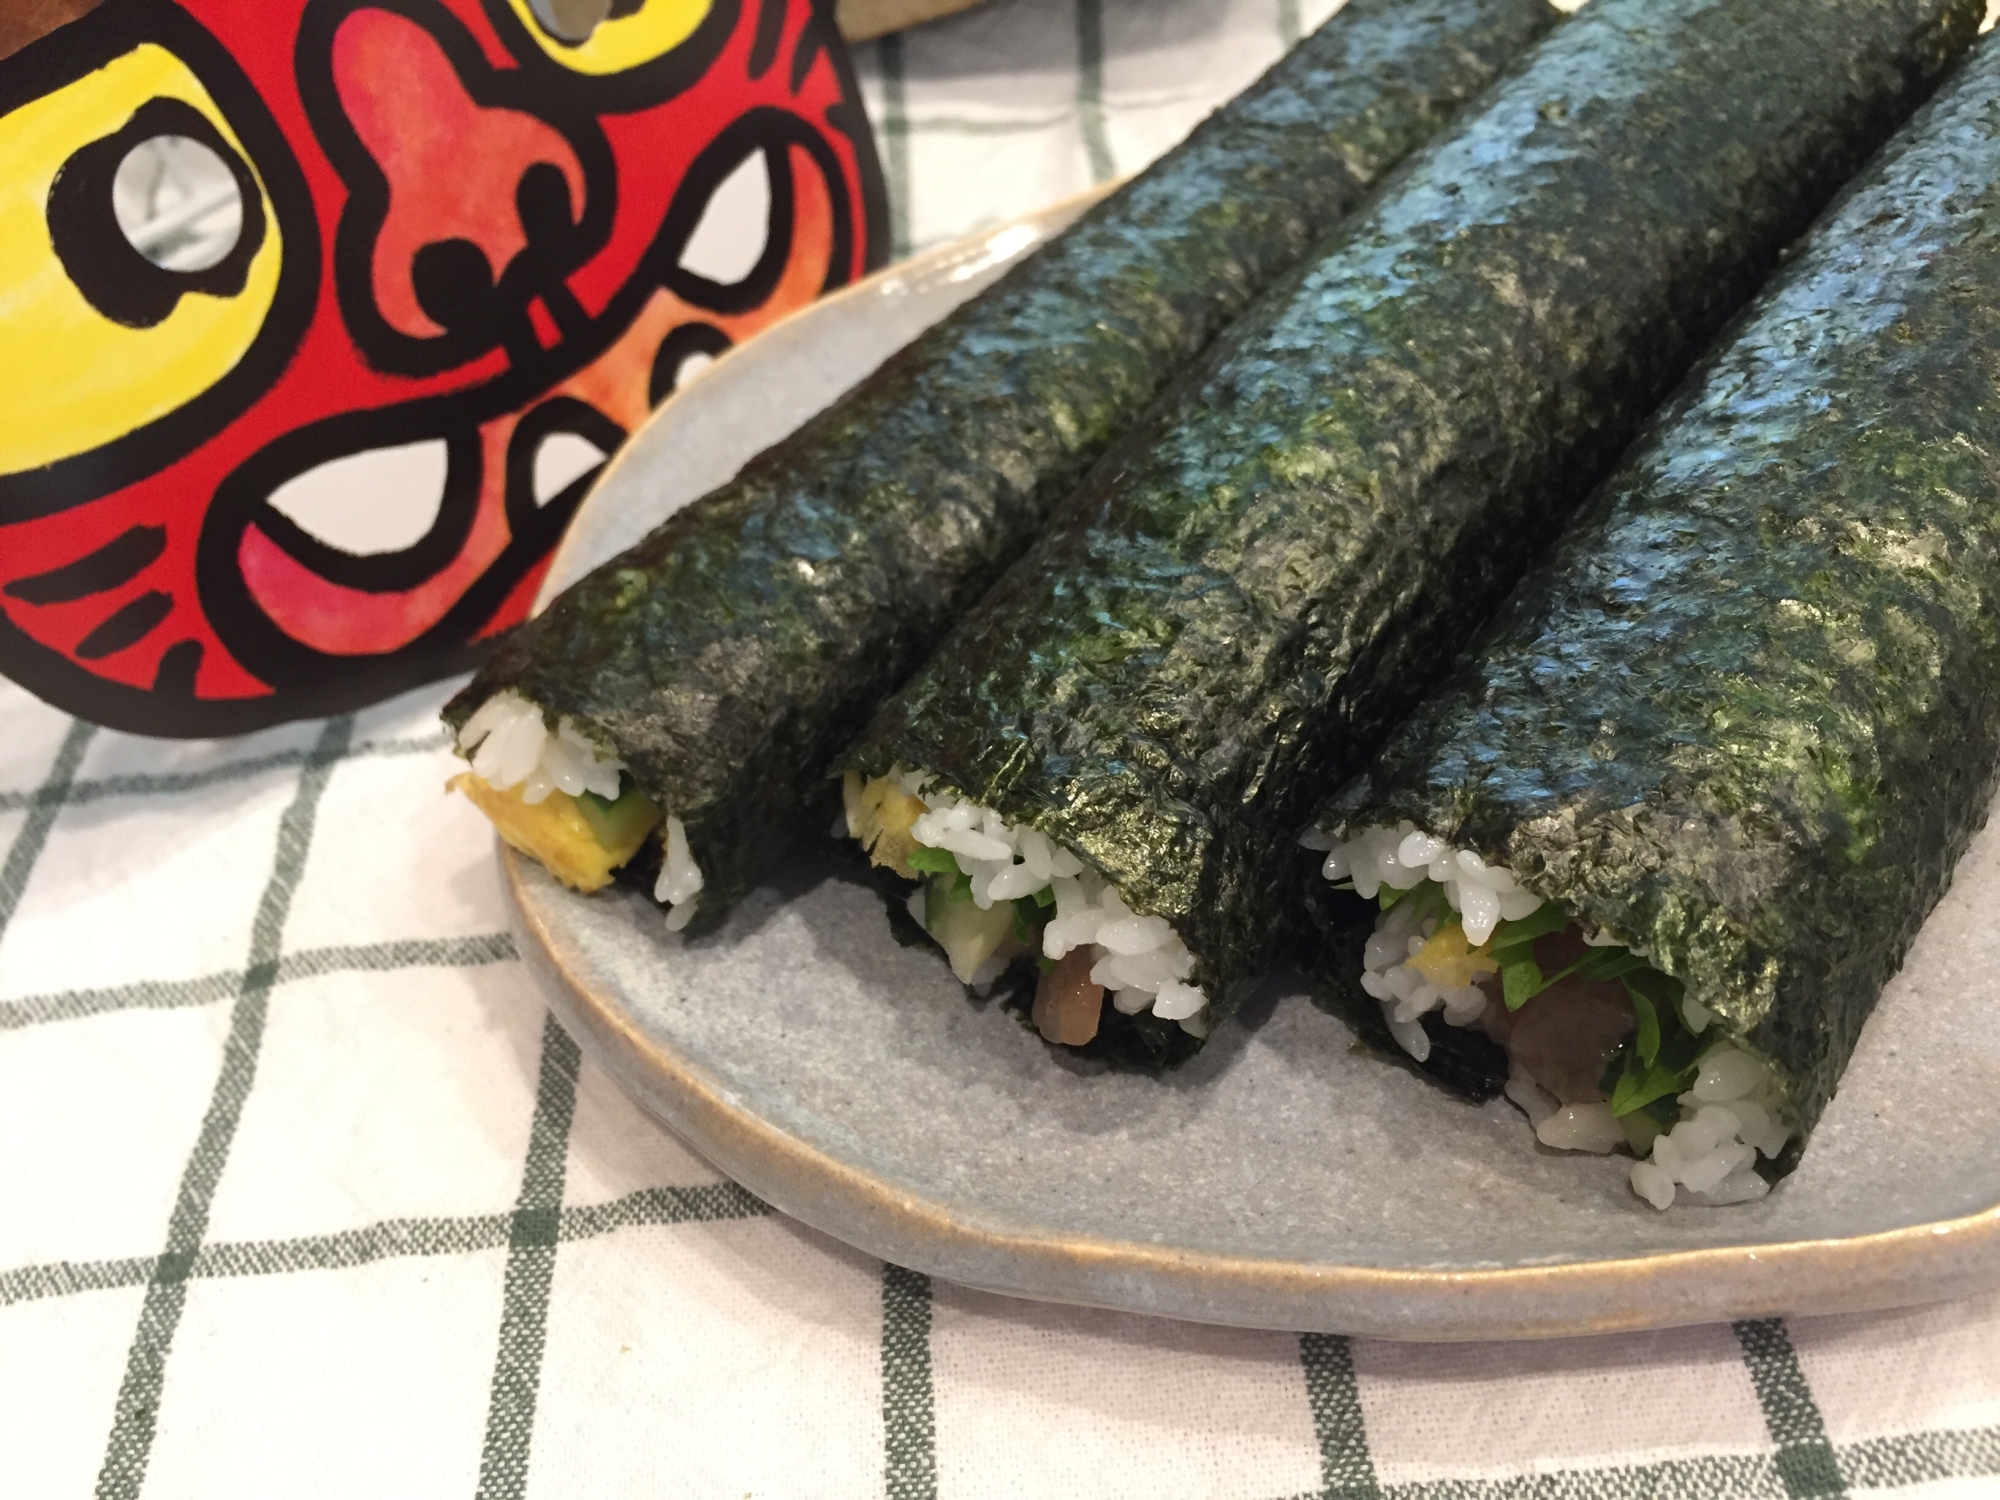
[237,420,517,658]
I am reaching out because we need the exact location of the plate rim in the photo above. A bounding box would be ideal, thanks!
[507,846,2000,1341]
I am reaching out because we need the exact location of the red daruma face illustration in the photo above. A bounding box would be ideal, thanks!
[0,0,886,734]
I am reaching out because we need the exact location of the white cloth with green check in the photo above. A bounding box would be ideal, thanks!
[4,0,1998,1494]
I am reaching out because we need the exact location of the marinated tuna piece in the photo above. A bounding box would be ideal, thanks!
[1033,948,1107,1047]
[1479,931,1635,1105]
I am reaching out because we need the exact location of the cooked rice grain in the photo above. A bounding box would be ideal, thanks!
[1317,821,1794,1210]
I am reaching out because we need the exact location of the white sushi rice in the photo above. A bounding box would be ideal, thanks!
[875,767,1210,1032]
[456,691,702,929]
[1353,895,1494,1061]
[1314,819,1794,1210]
[458,690,623,803]
[653,813,705,932]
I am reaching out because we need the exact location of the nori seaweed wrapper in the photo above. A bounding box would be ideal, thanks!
[1317,33,2000,1151]
[847,0,1982,1026]
[444,0,1557,927]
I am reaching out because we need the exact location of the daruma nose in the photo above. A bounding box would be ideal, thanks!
[331,6,591,352]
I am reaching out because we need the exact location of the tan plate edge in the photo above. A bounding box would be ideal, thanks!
[505,847,2000,1340]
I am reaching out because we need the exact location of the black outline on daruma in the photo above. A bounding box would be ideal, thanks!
[647,320,730,405]
[294,0,619,379]
[4,525,169,606]
[799,0,887,280]
[223,414,486,596]
[482,0,742,114]
[502,394,626,545]
[76,589,173,660]
[658,121,793,312]
[46,96,266,328]
[0,0,319,524]
[191,107,857,712]
[189,392,620,718]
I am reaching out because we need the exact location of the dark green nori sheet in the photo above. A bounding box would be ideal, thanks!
[444,0,1556,928]
[1319,34,2000,1150]
[848,0,1982,1023]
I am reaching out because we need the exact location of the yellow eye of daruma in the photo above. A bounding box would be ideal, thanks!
[508,0,716,75]
[0,44,282,480]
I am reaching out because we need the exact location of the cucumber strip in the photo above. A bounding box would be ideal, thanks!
[571,779,660,853]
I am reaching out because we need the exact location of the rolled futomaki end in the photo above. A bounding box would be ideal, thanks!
[844,768,1210,1047]
[450,691,704,930]
[1307,821,1794,1212]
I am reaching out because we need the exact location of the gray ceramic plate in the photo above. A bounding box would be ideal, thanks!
[506,201,2000,1340]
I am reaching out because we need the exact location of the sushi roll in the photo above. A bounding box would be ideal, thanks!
[441,0,1557,931]
[841,0,1982,1062]
[1311,32,2000,1207]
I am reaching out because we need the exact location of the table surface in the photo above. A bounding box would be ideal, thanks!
[4,1,1998,1496]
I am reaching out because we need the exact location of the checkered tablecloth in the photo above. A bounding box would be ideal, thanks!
[6,1,2000,1496]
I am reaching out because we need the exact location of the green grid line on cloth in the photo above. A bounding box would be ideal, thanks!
[0,1182,770,1310]
[1841,1424,2000,1491]
[0,721,94,941]
[886,109,1078,134]
[94,713,355,1500]
[883,1265,940,1500]
[877,30,914,260]
[1075,0,1115,184]
[1737,1318,1847,1498]
[0,728,443,815]
[0,1255,157,1310]
[556,1180,767,1240]
[474,1015,581,1500]
[0,933,516,1032]
[1302,1332,1381,1499]
[1369,1454,1791,1500]
[1325,1432,1989,1500]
